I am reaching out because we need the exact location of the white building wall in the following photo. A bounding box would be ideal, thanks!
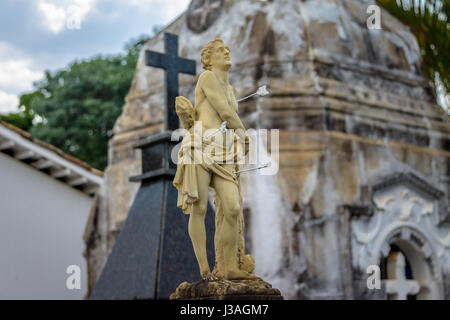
[0,152,93,299]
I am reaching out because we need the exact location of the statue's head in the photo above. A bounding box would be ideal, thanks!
[201,38,231,71]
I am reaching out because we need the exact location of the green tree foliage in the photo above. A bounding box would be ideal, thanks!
[377,0,450,98]
[3,35,148,170]
[0,92,43,131]
[29,55,133,170]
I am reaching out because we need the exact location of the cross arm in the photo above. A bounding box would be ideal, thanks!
[175,57,196,76]
[146,50,169,69]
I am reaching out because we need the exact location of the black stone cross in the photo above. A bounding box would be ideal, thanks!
[146,33,196,130]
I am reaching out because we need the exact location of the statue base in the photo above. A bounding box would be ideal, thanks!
[170,278,283,300]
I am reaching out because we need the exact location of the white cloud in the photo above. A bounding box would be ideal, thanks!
[0,59,43,92]
[0,42,43,94]
[0,42,43,115]
[0,90,19,114]
[39,1,67,33]
[38,0,95,33]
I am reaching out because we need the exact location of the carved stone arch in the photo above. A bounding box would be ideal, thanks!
[349,171,450,299]
[371,224,443,299]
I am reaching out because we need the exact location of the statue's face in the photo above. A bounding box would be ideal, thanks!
[210,42,231,71]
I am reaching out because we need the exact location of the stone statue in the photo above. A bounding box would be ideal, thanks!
[170,38,282,300]
[173,38,256,281]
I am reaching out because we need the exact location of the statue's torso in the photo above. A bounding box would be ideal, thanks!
[194,73,237,135]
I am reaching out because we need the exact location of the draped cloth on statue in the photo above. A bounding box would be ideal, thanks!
[173,128,242,215]
[173,128,254,277]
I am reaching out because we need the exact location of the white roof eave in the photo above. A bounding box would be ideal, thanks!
[0,124,103,196]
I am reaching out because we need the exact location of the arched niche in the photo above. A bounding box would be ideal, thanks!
[375,226,442,299]
[350,172,449,300]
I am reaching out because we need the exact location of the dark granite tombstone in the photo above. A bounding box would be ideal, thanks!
[90,33,216,300]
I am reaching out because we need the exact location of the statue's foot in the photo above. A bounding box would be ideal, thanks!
[225,269,261,280]
[201,270,219,281]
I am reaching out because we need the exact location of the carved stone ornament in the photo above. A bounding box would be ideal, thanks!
[187,0,225,33]
[351,172,450,299]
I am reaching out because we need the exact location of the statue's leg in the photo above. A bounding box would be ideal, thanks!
[212,164,258,280]
[188,164,215,280]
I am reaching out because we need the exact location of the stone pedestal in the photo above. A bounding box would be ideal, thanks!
[170,279,283,300]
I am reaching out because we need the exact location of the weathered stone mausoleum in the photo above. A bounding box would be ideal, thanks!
[85,0,450,299]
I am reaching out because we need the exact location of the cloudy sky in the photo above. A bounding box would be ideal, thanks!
[0,0,191,114]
